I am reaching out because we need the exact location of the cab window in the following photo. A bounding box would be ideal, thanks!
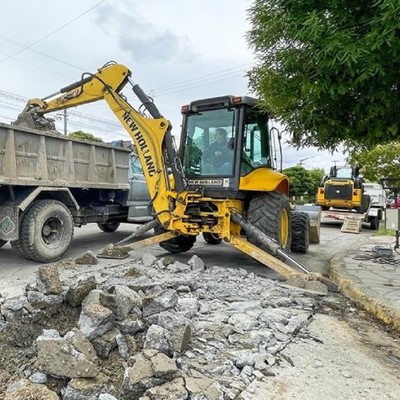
[241,109,271,175]
[183,108,236,176]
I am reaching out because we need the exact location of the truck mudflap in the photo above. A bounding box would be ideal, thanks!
[0,206,19,241]
[367,207,379,217]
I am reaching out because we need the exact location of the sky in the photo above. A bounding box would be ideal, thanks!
[0,0,346,172]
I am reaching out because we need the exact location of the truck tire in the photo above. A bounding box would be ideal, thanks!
[19,200,74,263]
[246,191,292,253]
[0,240,7,248]
[370,217,380,230]
[357,194,371,214]
[290,212,310,254]
[11,239,29,258]
[154,225,196,253]
[98,221,121,233]
[203,233,222,245]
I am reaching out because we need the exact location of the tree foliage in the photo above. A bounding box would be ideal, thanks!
[309,167,326,195]
[247,0,400,151]
[283,165,324,199]
[349,142,400,182]
[68,130,103,142]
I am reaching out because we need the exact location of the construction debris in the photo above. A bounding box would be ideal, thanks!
[0,254,326,399]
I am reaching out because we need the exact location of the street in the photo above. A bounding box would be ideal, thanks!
[0,221,373,298]
[1,221,400,399]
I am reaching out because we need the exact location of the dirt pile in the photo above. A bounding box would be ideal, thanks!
[0,253,323,399]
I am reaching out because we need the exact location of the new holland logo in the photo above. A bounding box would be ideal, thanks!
[0,216,15,236]
[188,179,223,186]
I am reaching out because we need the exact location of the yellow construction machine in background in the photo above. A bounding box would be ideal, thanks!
[316,165,370,213]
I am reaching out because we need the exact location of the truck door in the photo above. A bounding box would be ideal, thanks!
[127,153,153,223]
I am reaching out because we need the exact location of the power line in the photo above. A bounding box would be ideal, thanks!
[149,71,248,97]
[125,70,248,102]
[0,114,14,121]
[149,63,252,95]
[0,0,107,65]
[0,60,251,131]
[0,91,122,129]
[0,49,78,80]
[0,34,83,72]
[0,89,27,102]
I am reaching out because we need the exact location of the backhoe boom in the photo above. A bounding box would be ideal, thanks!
[16,62,185,227]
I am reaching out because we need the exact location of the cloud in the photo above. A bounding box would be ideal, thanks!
[94,2,198,64]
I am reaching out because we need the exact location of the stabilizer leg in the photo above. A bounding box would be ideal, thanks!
[97,231,176,259]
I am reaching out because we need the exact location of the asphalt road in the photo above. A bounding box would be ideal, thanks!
[0,221,374,298]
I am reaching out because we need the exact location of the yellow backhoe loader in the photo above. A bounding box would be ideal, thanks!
[14,61,335,293]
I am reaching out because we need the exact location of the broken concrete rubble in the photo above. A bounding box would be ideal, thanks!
[36,265,63,295]
[5,379,59,400]
[0,252,323,399]
[66,276,97,307]
[36,328,99,378]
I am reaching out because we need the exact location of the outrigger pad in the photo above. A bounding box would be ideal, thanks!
[283,273,340,295]
[97,244,130,259]
[285,273,329,296]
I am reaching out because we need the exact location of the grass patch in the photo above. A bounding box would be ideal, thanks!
[374,227,396,236]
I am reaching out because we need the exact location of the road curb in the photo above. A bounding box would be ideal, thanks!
[328,254,400,333]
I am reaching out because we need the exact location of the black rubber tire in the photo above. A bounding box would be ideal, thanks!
[246,191,292,252]
[97,221,121,233]
[356,194,371,214]
[290,212,310,254]
[370,217,380,230]
[19,200,74,263]
[10,239,29,258]
[203,232,222,245]
[154,225,196,253]
[0,239,7,248]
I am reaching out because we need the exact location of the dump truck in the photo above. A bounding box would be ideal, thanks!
[0,121,151,262]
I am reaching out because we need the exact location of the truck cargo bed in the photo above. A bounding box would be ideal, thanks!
[0,122,130,189]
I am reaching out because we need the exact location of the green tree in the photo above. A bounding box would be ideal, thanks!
[309,167,326,197]
[247,0,400,151]
[349,142,400,182]
[283,165,314,198]
[68,130,103,142]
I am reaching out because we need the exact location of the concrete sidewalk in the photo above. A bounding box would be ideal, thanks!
[329,234,400,332]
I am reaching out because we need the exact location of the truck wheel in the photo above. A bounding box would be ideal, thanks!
[155,225,196,253]
[203,233,222,245]
[290,212,310,253]
[246,191,292,252]
[0,240,7,248]
[357,194,371,214]
[11,240,29,258]
[20,200,74,263]
[370,217,380,230]
[98,221,121,233]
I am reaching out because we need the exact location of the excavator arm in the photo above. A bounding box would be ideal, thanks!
[16,62,185,228]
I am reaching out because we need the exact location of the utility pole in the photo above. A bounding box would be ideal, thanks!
[63,109,68,136]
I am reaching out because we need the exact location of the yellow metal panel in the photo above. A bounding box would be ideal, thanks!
[239,168,289,194]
